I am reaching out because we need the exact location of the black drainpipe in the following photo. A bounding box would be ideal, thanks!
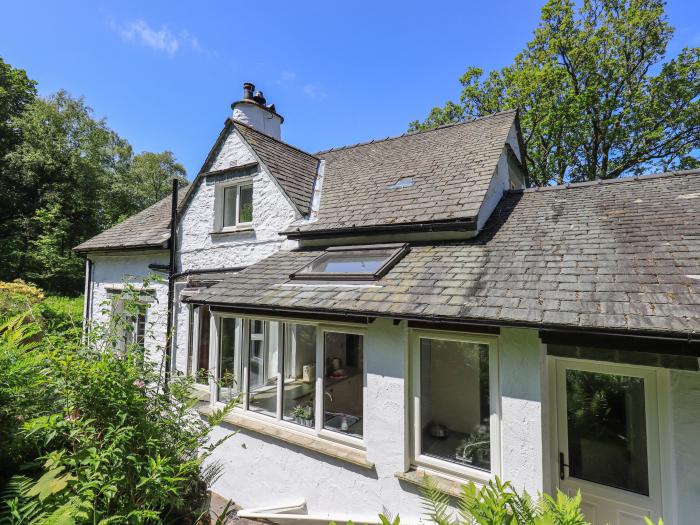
[164,178,179,387]
[83,257,93,337]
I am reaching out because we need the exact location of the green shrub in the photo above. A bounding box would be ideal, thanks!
[379,476,589,525]
[0,282,236,524]
[0,280,44,319]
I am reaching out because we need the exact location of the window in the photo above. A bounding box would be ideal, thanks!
[323,332,363,438]
[411,332,499,478]
[220,181,253,229]
[211,315,365,444]
[187,305,211,384]
[290,244,408,281]
[111,296,148,352]
[218,317,241,402]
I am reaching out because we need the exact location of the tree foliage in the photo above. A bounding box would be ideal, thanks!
[410,0,700,186]
[0,58,188,295]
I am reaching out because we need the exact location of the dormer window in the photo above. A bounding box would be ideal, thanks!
[290,243,409,281]
[216,179,254,231]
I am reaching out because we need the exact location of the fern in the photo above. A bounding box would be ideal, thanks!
[420,476,455,525]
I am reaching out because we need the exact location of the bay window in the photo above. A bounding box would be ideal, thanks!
[210,314,365,444]
[411,331,500,479]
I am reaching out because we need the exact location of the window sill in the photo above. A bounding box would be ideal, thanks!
[197,404,374,470]
[210,226,254,235]
[190,385,210,402]
[395,467,466,498]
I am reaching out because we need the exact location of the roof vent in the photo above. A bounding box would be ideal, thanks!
[386,177,415,190]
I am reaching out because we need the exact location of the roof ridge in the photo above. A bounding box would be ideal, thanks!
[512,169,700,194]
[315,109,518,155]
[231,118,319,160]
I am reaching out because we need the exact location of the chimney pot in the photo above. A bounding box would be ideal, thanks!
[253,90,266,105]
[243,82,255,100]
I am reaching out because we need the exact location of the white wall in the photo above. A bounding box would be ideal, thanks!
[88,252,169,359]
[670,369,700,524]
[177,128,299,272]
[476,122,526,231]
[204,321,546,522]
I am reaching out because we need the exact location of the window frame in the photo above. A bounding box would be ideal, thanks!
[215,178,254,232]
[289,243,409,282]
[408,328,501,483]
[208,311,367,449]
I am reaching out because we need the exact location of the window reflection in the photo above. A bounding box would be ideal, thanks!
[323,333,363,438]
[218,317,240,402]
[282,324,317,427]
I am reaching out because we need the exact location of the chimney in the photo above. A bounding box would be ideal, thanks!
[231,82,284,140]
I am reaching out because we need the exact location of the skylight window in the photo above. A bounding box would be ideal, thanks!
[290,243,409,281]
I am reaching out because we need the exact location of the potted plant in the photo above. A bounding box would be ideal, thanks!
[291,404,313,427]
[455,424,490,466]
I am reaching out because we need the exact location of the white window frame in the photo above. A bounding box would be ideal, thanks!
[409,329,501,483]
[215,178,254,232]
[208,311,367,449]
[188,305,212,391]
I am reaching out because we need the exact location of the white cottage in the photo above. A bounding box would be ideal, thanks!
[75,83,700,525]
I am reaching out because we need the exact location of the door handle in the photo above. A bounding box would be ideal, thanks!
[559,452,569,480]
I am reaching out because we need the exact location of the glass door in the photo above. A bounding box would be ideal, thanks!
[555,360,662,525]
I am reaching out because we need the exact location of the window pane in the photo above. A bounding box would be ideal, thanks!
[223,186,237,227]
[420,338,491,471]
[282,324,317,427]
[238,184,253,223]
[248,320,278,417]
[323,332,363,438]
[195,306,211,384]
[566,370,649,495]
[302,250,395,274]
[218,317,240,402]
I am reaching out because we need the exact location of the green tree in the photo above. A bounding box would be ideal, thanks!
[410,0,700,186]
[1,90,132,293]
[109,151,187,223]
[0,59,189,294]
[0,57,36,167]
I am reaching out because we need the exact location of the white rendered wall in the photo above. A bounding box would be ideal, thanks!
[232,102,282,140]
[476,123,525,231]
[88,252,169,359]
[204,322,546,521]
[173,127,301,373]
[669,369,700,524]
[177,128,299,272]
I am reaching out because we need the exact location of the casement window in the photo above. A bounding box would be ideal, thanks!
[212,314,365,444]
[110,294,149,352]
[187,305,211,384]
[410,330,500,480]
[217,180,253,230]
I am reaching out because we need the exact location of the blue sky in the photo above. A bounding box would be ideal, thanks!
[1,1,699,178]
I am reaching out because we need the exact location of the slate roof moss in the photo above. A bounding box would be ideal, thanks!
[187,171,700,335]
[74,187,189,253]
[285,110,519,234]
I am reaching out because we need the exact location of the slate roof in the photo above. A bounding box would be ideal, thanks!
[186,171,700,336]
[233,120,319,216]
[74,187,189,253]
[284,110,518,235]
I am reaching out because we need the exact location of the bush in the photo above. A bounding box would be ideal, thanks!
[0,280,44,319]
[0,283,236,524]
[380,476,589,525]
